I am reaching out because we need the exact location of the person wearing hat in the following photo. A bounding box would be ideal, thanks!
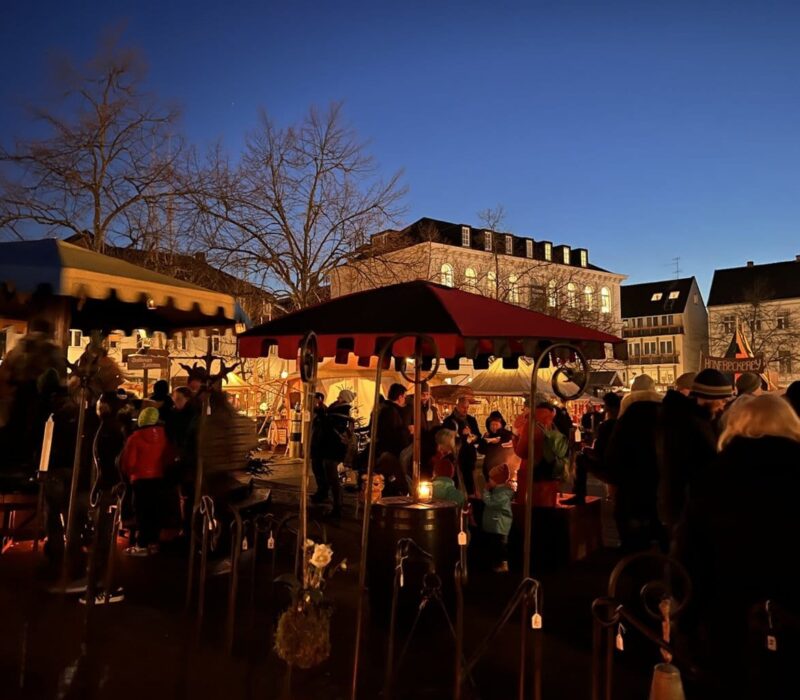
[674,372,697,396]
[431,431,465,507]
[482,463,514,573]
[735,372,762,398]
[318,389,355,518]
[478,410,514,478]
[657,368,733,542]
[620,374,662,416]
[403,380,441,471]
[120,407,171,556]
[148,379,174,421]
[443,394,481,496]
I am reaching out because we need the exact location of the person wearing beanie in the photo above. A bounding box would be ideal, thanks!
[674,372,697,396]
[735,372,762,397]
[482,463,514,572]
[149,379,174,421]
[431,430,465,507]
[403,380,442,469]
[478,410,514,478]
[691,369,733,412]
[620,374,662,416]
[337,389,356,405]
[121,405,171,556]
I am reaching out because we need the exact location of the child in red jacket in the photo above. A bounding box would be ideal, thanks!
[121,407,170,556]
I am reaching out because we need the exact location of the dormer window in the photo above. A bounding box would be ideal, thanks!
[484,231,492,252]
[374,233,388,247]
[580,250,587,267]
[669,291,680,300]
[505,235,513,255]
[651,293,663,301]
[461,226,470,247]
[543,243,552,261]
[526,240,533,258]
[562,246,571,265]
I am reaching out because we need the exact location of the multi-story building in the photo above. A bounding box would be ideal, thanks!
[620,277,708,389]
[330,217,626,338]
[707,257,800,387]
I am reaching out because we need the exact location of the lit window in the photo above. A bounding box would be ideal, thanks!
[69,329,83,347]
[543,243,552,261]
[547,279,557,307]
[464,267,477,289]
[563,247,571,265]
[600,287,611,314]
[461,226,471,247]
[526,240,533,258]
[668,291,680,300]
[567,283,577,308]
[778,311,790,330]
[580,250,587,267]
[508,275,520,304]
[584,286,594,310]
[212,335,221,353]
[484,231,492,252]
[505,235,513,255]
[651,293,663,301]
[722,315,735,334]
[486,271,497,297]
[440,263,454,287]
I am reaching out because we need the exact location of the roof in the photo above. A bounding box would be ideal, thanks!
[365,217,612,273]
[468,358,576,397]
[708,259,800,306]
[239,280,624,363]
[620,277,696,318]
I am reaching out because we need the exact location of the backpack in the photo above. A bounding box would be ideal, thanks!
[535,423,569,481]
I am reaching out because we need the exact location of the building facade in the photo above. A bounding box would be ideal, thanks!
[330,217,626,339]
[707,257,800,387]
[620,277,708,389]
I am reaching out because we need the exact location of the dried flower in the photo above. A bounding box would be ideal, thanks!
[310,543,333,569]
[305,539,315,549]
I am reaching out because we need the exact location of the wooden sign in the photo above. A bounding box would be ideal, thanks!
[127,354,170,370]
[701,354,767,373]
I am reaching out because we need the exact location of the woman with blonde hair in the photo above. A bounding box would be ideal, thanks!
[677,394,800,696]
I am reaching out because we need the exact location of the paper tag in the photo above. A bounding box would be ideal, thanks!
[458,531,467,546]
[531,613,542,629]
[616,632,624,651]
[767,635,777,652]
[399,570,404,588]
[242,537,248,551]
[303,410,311,422]
[206,404,211,416]
[267,534,275,550]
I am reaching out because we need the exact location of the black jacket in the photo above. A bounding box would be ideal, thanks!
[93,416,124,489]
[443,410,481,469]
[320,402,353,462]
[375,401,410,458]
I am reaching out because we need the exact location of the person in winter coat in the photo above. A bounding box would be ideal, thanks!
[120,407,170,556]
[403,380,442,470]
[320,390,355,518]
[606,374,664,552]
[513,402,569,505]
[375,384,411,459]
[482,463,514,573]
[431,444,465,508]
[310,392,329,503]
[478,410,514,478]
[148,380,174,421]
[675,395,800,697]
[443,395,481,496]
[429,427,457,480]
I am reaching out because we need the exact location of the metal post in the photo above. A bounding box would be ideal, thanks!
[411,340,422,497]
[60,381,87,591]
[296,333,318,586]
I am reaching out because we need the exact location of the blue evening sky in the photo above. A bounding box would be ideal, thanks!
[2,0,800,297]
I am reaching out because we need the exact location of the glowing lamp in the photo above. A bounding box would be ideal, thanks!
[418,481,433,503]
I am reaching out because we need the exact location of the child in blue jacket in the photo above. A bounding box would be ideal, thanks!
[482,463,514,572]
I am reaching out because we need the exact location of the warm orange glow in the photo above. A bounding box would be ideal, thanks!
[418,481,433,503]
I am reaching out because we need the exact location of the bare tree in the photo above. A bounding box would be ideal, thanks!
[185,103,406,310]
[477,204,507,300]
[0,36,183,252]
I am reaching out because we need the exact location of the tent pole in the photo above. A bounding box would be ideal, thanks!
[296,333,318,585]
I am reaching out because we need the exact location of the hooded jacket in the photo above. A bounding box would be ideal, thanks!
[121,425,170,481]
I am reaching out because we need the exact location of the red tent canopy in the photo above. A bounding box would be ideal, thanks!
[239,281,624,367]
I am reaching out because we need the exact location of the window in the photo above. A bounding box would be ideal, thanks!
[693,293,699,304]
[547,279,557,307]
[651,293,663,301]
[526,240,533,258]
[662,315,673,326]
[669,291,680,300]
[505,235,513,255]
[623,318,629,328]
[636,317,644,328]
[722,315,735,334]
[661,369,675,385]
[562,246,571,264]
[778,311,790,330]
[748,319,762,334]
[778,351,793,375]
[440,263,454,288]
[486,270,497,297]
[600,287,611,314]
[567,282,577,308]
[508,275,520,304]
[643,341,658,355]
[629,342,640,357]
[212,335,221,353]
[374,233,388,247]
[69,329,83,347]
[580,250,588,267]
[543,243,552,261]
[652,316,660,327]
[179,333,189,351]
[464,267,477,290]
[584,285,594,310]
[484,231,492,252]
[461,226,471,247]
[660,340,674,355]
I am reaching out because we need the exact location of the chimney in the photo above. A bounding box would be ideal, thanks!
[746,261,754,267]
[796,255,800,262]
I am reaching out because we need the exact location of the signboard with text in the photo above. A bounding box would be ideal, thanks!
[126,353,170,370]
[701,354,767,374]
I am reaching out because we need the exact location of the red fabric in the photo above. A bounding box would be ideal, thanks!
[513,408,554,503]
[121,426,171,482]
[238,281,623,361]
[431,452,455,479]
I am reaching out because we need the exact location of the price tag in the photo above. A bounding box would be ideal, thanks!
[531,613,542,629]
[767,635,777,652]
[458,531,467,546]
[399,570,404,588]
[242,537,248,551]
[616,624,625,651]
[267,532,275,550]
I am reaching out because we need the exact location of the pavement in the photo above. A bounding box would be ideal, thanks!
[0,457,661,700]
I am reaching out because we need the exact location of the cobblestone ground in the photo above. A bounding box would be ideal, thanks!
[0,459,655,700]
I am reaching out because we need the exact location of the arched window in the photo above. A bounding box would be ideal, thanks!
[547,279,557,308]
[486,270,497,297]
[508,274,520,304]
[440,263,454,288]
[584,285,594,310]
[600,287,611,313]
[464,267,477,290]
[567,282,577,308]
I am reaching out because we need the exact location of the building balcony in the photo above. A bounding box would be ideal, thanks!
[628,354,680,365]
[623,325,684,338]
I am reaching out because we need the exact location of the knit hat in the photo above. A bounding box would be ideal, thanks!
[692,369,733,400]
[433,458,455,479]
[485,410,506,430]
[489,463,510,485]
[138,407,160,427]
[630,374,655,392]
[338,389,356,404]
[420,380,430,393]
[675,372,696,392]
[151,379,170,399]
[735,372,762,396]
